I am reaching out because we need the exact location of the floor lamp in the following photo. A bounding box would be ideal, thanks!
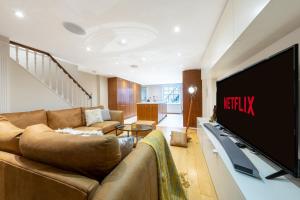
[185,86,197,134]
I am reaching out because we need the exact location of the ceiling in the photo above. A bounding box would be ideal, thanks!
[0,0,227,85]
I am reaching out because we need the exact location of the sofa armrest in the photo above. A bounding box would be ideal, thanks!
[0,151,99,200]
[109,110,124,125]
[90,143,158,200]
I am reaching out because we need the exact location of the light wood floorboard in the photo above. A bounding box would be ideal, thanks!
[123,114,218,200]
[157,126,218,200]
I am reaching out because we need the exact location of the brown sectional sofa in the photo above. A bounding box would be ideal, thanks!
[1,106,124,134]
[0,107,159,200]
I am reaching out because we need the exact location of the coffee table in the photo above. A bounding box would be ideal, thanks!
[115,124,153,147]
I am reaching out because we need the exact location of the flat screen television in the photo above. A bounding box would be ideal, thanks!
[216,44,299,178]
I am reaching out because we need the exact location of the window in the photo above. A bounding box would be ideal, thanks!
[162,85,181,104]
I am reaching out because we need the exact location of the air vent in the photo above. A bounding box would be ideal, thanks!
[130,65,138,68]
[63,22,86,35]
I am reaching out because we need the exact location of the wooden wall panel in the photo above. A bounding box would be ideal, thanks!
[108,77,141,119]
[183,69,202,127]
[108,78,117,110]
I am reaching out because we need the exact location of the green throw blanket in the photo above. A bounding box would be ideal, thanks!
[142,130,187,200]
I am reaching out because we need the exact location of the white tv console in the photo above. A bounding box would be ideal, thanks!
[197,117,300,200]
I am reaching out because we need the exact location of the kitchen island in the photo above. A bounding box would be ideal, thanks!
[137,102,167,124]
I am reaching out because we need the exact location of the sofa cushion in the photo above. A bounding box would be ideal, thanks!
[81,106,104,125]
[19,124,121,180]
[170,131,188,148]
[91,121,120,133]
[118,136,134,160]
[109,110,124,124]
[1,110,47,129]
[85,109,103,126]
[47,108,83,129]
[74,126,102,132]
[101,109,111,121]
[0,116,24,155]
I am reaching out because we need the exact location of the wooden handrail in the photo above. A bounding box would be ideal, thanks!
[9,41,92,99]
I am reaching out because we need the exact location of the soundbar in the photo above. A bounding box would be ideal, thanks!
[204,123,260,179]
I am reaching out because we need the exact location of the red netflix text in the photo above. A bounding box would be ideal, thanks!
[223,96,255,117]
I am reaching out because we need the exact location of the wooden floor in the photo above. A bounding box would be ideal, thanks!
[124,114,218,199]
[157,126,218,200]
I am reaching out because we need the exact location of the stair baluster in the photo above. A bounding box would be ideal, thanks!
[9,41,92,107]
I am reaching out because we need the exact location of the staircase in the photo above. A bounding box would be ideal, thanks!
[9,41,92,107]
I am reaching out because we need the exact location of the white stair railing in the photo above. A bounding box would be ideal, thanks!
[9,41,92,107]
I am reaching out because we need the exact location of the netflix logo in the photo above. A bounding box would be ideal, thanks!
[224,96,255,117]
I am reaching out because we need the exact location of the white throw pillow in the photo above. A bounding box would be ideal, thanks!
[101,109,111,121]
[85,109,103,126]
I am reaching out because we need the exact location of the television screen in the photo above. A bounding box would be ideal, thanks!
[217,45,299,177]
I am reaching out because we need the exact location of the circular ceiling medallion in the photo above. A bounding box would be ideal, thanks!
[84,22,158,53]
[63,22,86,35]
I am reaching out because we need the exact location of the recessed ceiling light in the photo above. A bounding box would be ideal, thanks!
[115,61,119,65]
[174,26,181,33]
[86,47,91,51]
[15,10,24,18]
[119,39,127,45]
[141,57,147,62]
[177,52,182,57]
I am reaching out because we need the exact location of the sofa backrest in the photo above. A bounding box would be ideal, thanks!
[1,110,47,129]
[0,105,106,130]
[81,105,104,125]
[47,108,84,129]
[20,124,121,181]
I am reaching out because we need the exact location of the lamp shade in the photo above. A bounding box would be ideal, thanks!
[188,86,197,95]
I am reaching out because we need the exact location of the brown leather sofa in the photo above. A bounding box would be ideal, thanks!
[0,107,159,200]
[1,106,124,134]
[0,141,158,200]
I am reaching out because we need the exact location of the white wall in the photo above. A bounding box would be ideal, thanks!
[201,0,270,69]
[206,25,300,117]
[7,58,70,112]
[202,70,217,117]
[6,58,109,112]
[146,85,163,101]
[143,83,182,114]
[2,46,109,112]
[98,76,108,108]
[0,35,9,113]
[57,60,96,106]
[77,71,98,106]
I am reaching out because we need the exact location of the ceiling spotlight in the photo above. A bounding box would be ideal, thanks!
[177,52,182,57]
[141,57,147,62]
[86,47,91,51]
[119,39,127,45]
[15,10,24,18]
[174,26,181,33]
[115,61,119,65]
